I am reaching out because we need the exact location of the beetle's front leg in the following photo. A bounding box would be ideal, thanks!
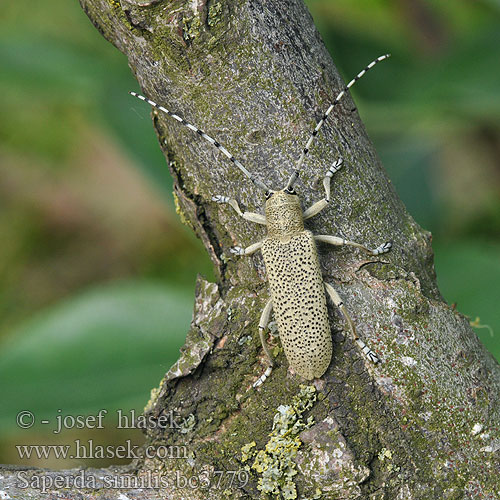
[303,158,343,220]
[213,197,265,256]
[212,195,266,225]
[253,298,274,388]
[324,282,379,363]
[315,235,392,256]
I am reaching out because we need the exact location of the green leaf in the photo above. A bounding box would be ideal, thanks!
[434,240,500,361]
[0,281,194,434]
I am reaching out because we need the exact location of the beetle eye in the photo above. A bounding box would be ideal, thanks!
[285,187,296,195]
[265,191,272,200]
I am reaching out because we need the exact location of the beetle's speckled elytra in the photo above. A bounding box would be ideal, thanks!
[130,54,392,387]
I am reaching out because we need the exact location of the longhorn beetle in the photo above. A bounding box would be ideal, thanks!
[130,54,392,387]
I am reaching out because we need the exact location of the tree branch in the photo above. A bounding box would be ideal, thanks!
[2,0,498,498]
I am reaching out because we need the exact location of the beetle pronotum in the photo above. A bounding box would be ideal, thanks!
[130,54,392,386]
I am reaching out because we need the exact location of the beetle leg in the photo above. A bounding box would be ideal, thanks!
[324,282,379,363]
[253,298,274,388]
[212,195,266,225]
[303,199,328,221]
[303,158,343,220]
[230,240,263,256]
[316,235,392,256]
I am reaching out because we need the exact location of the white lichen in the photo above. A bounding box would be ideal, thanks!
[401,356,417,367]
[241,385,317,499]
[471,423,483,436]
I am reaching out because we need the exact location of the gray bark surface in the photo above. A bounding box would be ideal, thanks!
[2,0,499,499]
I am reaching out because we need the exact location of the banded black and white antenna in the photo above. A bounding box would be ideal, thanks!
[129,91,270,193]
[285,53,391,191]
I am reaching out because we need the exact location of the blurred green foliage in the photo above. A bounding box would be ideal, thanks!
[0,0,499,468]
[0,282,192,429]
[0,282,192,467]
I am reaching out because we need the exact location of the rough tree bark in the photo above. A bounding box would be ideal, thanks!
[1,0,499,499]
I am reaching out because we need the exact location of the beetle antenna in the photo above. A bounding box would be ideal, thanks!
[130,92,270,192]
[286,53,391,190]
